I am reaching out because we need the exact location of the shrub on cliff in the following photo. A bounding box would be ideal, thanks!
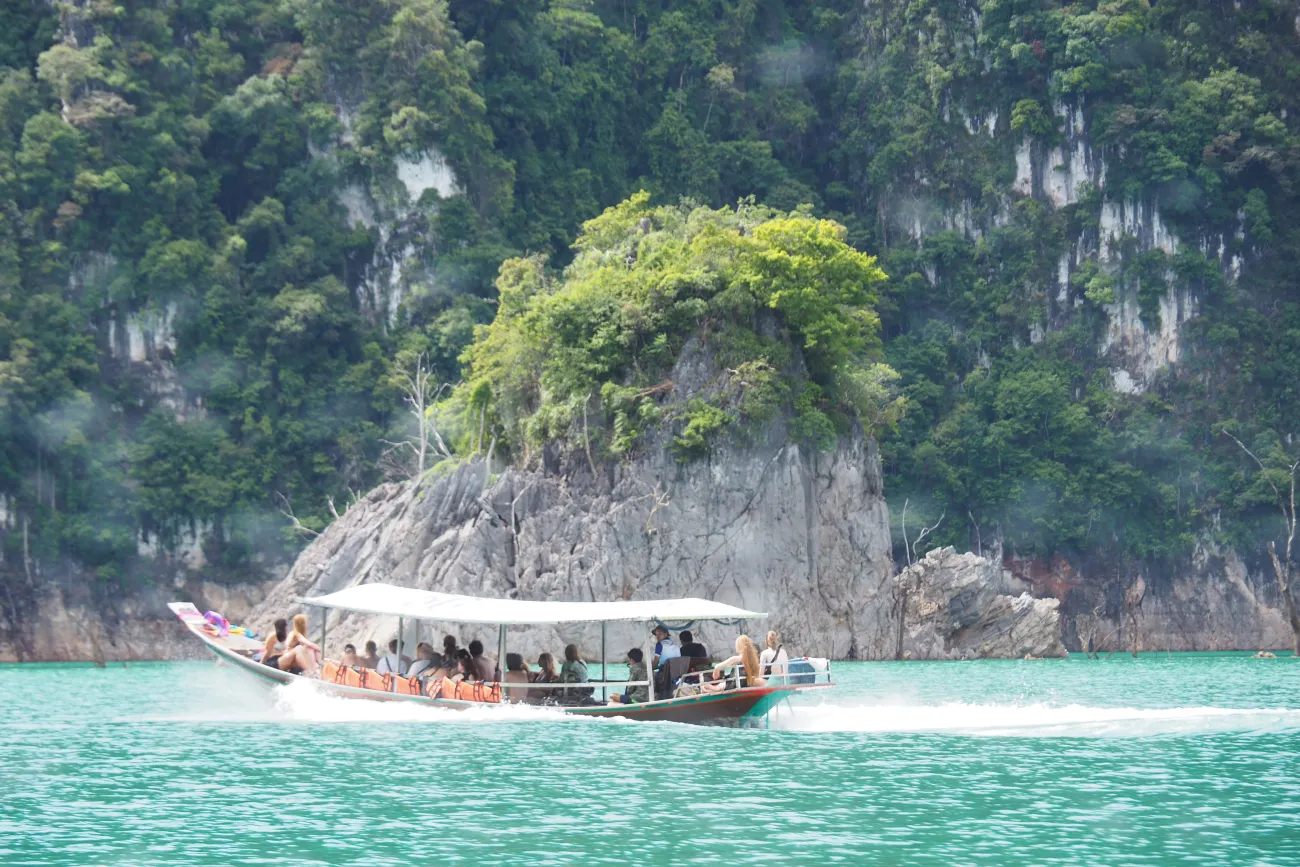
[453,192,902,464]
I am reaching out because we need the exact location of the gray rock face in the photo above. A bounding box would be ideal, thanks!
[252,431,1074,662]
[252,430,900,661]
[0,577,275,662]
[1060,542,1293,654]
[894,547,1067,660]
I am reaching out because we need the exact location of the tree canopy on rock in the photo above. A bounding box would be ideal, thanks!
[454,192,903,464]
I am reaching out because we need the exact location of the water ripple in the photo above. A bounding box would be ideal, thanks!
[1,655,1298,865]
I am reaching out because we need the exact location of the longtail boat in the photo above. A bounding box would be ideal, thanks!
[170,584,832,726]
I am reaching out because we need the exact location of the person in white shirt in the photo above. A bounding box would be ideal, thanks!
[404,643,437,679]
[759,631,789,683]
[651,625,680,667]
[376,638,412,676]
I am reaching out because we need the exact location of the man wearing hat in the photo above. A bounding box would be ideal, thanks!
[651,624,681,668]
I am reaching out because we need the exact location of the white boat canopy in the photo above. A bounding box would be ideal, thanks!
[298,582,765,625]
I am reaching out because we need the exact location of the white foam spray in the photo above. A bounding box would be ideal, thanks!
[768,701,1300,738]
[268,679,573,724]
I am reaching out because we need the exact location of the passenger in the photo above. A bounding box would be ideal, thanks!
[259,618,288,667]
[455,648,477,682]
[469,639,497,681]
[419,651,450,682]
[710,635,766,688]
[360,640,380,669]
[376,638,413,676]
[678,630,708,659]
[503,653,531,703]
[759,631,789,682]
[532,652,560,683]
[610,648,649,704]
[405,642,437,679]
[276,613,321,676]
[531,652,560,704]
[651,625,681,667]
[442,634,459,663]
[560,643,593,701]
[339,643,362,667]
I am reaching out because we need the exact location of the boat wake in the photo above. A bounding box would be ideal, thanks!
[137,669,577,725]
[267,680,574,724]
[767,700,1300,737]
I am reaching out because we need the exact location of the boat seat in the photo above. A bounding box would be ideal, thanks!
[786,659,816,684]
[360,669,392,692]
[663,656,692,682]
[448,679,501,703]
[658,656,692,695]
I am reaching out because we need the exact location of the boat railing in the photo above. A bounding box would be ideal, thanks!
[499,657,832,693]
[498,680,651,690]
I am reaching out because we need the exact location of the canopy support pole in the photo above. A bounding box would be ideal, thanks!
[318,607,327,662]
[395,616,404,691]
[644,624,655,703]
[600,621,607,704]
[497,623,507,689]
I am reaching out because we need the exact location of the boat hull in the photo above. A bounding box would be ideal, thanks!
[183,622,828,725]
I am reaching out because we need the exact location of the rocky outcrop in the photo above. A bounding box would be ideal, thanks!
[251,417,1077,662]
[252,428,900,661]
[895,547,1066,660]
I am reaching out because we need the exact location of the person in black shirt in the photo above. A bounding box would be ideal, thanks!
[678,630,708,659]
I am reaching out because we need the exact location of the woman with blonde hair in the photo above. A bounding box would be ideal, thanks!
[759,630,789,683]
[710,635,766,688]
[275,613,321,676]
[532,652,560,683]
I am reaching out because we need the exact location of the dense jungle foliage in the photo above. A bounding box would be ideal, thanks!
[2,0,1299,595]
[455,194,898,465]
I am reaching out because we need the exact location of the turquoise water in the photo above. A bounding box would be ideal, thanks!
[3,654,1299,866]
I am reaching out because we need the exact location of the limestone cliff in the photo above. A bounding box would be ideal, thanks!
[251,430,896,660]
[250,432,1070,662]
[1023,542,1295,655]
[0,573,274,663]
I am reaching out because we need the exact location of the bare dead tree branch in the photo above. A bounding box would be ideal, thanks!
[911,510,945,564]
[510,482,536,590]
[1221,429,1300,655]
[582,392,598,478]
[644,481,671,534]
[387,354,455,480]
[631,380,674,400]
[901,498,911,569]
[275,491,319,538]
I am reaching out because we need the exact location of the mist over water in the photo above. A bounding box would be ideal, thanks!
[3,654,1299,865]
